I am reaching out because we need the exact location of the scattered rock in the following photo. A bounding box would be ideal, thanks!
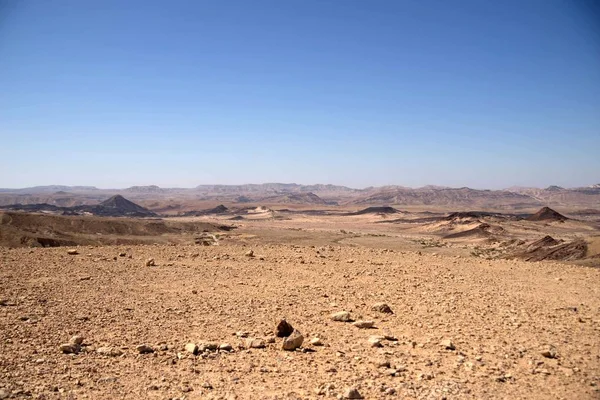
[243,338,266,349]
[245,250,254,257]
[343,387,364,399]
[145,258,156,267]
[275,319,294,337]
[282,329,304,351]
[440,339,455,350]
[96,346,123,357]
[353,320,374,329]
[67,249,79,255]
[60,343,80,354]
[119,252,126,257]
[541,346,558,359]
[368,335,384,348]
[198,342,219,352]
[219,343,233,351]
[70,335,84,345]
[310,337,323,346]
[372,302,393,314]
[331,311,352,322]
[185,343,198,355]
[136,344,154,354]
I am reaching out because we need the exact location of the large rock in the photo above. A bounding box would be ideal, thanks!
[185,343,198,355]
[275,319,294,337]
[282,330,304,351]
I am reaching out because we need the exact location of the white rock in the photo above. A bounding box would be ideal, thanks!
[331,311,352,322]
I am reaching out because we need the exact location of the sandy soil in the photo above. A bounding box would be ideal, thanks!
[1,240,599,399]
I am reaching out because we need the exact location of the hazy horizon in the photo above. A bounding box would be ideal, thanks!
[2,1,599,189]
[1,180,598,191]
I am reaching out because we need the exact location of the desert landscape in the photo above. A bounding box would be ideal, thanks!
[1,184,599,399]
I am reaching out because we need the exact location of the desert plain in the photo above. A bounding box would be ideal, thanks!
[1,184,599,399]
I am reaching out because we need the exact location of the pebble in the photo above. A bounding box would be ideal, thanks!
[67,249,79,255]
[96,346,123,357]
[199,342,219,352]
[372,302,393,314]
[60,343,80,354]
[541,346,558,359]
[353,320,374,329]
[145,258,156,267]
[245,250,254,257]
[331,311,352,322]
[136,344,154,354]
[275,319,294,337]
[282,329,304,351]
[310,337,323,346]
[70,335,84,345]
[244,338,266,349]
[343,387,364,399]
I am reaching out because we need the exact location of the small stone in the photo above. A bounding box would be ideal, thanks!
[375,359,391,368]
[70,335,84,345]
[96,346,123,357]
[275,319,294,337]
[136,344,154,354]
[245,250,254,257]
[353,320,374,329]
[67,249,79,255]
[440,339,455,350]
[343,387,364,399]
[541,346,558,359]
[198,342,219,352]
[145,258,156,267]
[244,338,266,349]
[385,387,396,395]
[310,337,323,346]
[282,329,304,351]
[219,343,233,351]
[368,336,384,348]
[331,311,352,322]
[119,252,126,257]
[372,302,393,314]
[185,343,198,355]
[60,343,80,354]
[202,382,213,389]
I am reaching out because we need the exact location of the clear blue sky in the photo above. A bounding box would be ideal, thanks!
[1,0,599,189]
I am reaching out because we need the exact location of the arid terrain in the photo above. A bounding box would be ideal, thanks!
[1,186,600,399]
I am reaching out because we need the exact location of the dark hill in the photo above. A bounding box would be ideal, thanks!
[349,206,401,216]
[526,207,568,222]
[182,204,230,216]
[94,195,156,217]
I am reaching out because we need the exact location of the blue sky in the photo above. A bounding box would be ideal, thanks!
[1,0,599,189]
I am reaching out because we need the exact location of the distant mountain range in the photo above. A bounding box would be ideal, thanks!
[0,183,599,209]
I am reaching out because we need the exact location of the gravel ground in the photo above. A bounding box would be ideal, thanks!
[1,243,599,399]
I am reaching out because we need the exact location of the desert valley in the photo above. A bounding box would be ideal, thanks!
[1,183,599,399]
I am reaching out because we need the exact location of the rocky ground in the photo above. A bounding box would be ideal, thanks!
[1,243,599,399]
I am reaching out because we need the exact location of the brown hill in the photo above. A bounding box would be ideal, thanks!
[443,223,505,239]
[526,207,568,222]
[0,212,233,248]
